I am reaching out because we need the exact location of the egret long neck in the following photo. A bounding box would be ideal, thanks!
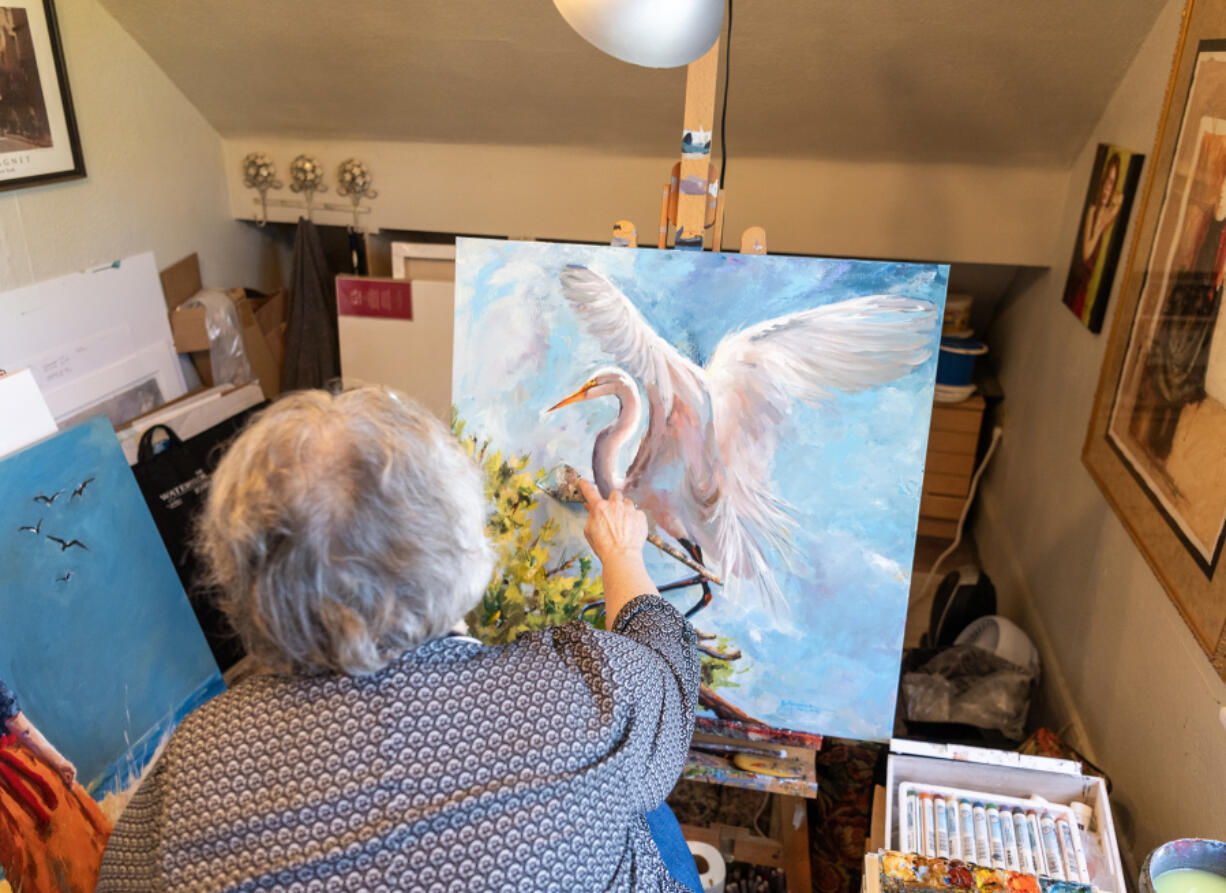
[592,381,641,498]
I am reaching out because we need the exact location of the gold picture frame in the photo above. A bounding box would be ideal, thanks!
[1085,0,1226,680]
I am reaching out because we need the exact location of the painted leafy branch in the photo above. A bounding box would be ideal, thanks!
[700,636,745,691]
[454,417,760,723]
[456,418,604,645]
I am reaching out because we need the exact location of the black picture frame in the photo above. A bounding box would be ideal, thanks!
[0,0,85,192]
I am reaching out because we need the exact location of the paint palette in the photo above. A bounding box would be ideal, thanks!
[885,741,1124,893]
[865,850,1094,893]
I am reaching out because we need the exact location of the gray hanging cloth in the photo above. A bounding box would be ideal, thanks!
[282,217,341,392]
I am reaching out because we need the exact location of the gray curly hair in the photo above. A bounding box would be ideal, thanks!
[199,387,494,676]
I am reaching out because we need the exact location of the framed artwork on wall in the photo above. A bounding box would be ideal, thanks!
[1085,0,1226,681]
[1061,143,1144,333]
[0,0,84,191]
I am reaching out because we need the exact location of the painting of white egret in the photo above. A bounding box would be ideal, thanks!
[453,238,947,740]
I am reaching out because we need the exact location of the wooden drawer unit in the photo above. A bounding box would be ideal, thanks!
[919,395,985,539]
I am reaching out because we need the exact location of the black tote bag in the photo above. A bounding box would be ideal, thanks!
[131,406,264,670]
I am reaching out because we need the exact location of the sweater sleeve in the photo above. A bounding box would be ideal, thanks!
[607,594,701,810]
[95,752,170,891]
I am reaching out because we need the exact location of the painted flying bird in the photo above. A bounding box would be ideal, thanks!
[57,572,73,583]
[17,519,43,535]
[548,265,938,615]
[32,490,63,506]
[71,477,95,499]
[46,535,88,552]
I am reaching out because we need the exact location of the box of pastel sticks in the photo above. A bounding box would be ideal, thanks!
[883,739,1125,893]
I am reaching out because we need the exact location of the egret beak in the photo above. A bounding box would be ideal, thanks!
[547,379,597,412]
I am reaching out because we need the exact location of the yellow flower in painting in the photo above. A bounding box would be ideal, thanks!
[454,415,604,646]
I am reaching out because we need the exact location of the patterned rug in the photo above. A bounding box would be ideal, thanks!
[809,738,883,893]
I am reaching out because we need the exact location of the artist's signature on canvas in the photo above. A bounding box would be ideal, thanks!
[780,699,818,713]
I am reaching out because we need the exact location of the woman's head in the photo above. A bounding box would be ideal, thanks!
[199,387,494,676]
[1098,155,1121,206]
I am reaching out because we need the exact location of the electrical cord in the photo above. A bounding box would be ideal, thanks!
[718,0,733,191]
[751,789,769,838]
[910,424,1004,611]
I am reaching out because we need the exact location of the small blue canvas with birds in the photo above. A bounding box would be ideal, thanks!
[0,417,223,799]
[454,238,948,740]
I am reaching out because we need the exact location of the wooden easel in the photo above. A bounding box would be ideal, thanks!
[608,33,816,893]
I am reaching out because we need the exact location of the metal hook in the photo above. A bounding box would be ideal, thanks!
[289,154,327,223]
[335,158,377,233]
[241,152,282,227]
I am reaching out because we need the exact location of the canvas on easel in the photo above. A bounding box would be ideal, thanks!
[0,417,223,889]
[453,237,947,740]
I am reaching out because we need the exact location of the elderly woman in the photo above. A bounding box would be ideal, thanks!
[97,387,702,892]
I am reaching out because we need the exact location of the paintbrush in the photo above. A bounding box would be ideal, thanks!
[689,740,787,759]
[645,532,723,584]
[538,466,723,585]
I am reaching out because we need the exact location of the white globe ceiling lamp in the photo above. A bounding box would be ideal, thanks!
[553,0,724,68]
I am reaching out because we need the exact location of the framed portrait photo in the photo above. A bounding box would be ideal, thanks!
[1085,0,1226,680]
[1061,144,1144,334]
[0,0,84,191]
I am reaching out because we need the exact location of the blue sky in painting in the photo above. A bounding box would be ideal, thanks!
[454,238,948,740]
[0,418,221,792]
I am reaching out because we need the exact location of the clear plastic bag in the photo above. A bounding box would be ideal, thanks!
[900,645,1037,740]
[181,289,253,387]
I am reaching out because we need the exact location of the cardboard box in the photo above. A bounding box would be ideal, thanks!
[159,255,282,401]
[883,739,1125,893]
[250,289,286,337]
[159,253,203,312]
[169,305,212,353]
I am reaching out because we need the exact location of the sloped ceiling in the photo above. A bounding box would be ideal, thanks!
[98,0,1167,167]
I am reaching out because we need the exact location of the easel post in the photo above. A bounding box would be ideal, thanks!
[676,40,721,249]
[608,31,810,885]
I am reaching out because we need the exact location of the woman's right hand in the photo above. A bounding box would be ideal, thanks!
[576,479,647,562]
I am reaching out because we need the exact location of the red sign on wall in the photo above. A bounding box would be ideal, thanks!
[336,276,413,320]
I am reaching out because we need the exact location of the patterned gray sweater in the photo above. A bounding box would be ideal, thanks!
[97,594,700,892]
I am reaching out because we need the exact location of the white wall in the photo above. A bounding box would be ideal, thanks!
[977,0,1226,870]
[0,0,263,292]
[220,137,1068,267]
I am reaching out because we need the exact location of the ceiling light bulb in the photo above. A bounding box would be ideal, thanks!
[553,0,723,69]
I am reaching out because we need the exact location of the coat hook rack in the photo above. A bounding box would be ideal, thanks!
[287,154,328,221]
[332,158,378,231]
[241,152,283,227]
[243,152,378,228]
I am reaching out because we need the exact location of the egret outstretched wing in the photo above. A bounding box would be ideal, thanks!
[559,264,939,617]
[705,295,938,610]
[559,265,707,416]
[559,266,720,511]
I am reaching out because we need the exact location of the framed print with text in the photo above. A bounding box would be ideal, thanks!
[0,0,84,191]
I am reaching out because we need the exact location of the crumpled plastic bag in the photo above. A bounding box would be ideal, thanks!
[182,289,252,387]
[901,645,1037,740]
